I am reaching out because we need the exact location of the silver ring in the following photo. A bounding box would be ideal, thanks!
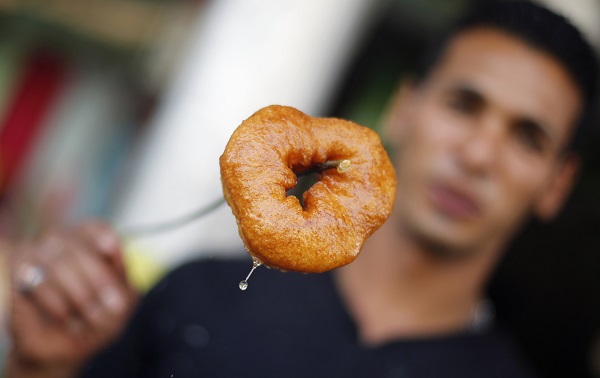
[17,264,45,294]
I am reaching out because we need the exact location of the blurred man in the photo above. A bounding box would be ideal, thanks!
[6,1,598,377]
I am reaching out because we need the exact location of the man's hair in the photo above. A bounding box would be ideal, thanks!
[415,0,599,153]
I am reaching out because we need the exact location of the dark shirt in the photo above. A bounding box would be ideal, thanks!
[81,259,535,378]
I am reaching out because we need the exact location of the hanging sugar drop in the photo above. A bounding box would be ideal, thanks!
[238,257,262,291]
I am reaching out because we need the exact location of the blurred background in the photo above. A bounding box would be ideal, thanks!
[0,0,598,376]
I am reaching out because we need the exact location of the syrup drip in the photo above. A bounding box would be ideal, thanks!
[239,257,262,290]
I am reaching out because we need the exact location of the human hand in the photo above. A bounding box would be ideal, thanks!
[7,221,137,378]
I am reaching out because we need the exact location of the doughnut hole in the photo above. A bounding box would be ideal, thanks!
[286,168,319,210]
[286,157,347,210]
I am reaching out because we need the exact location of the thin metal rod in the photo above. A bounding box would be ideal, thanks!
[297,159,350,176]
[119,160,349,237]
[120,197,226,236]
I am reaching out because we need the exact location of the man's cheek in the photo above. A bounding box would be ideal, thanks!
[490,185,534,230]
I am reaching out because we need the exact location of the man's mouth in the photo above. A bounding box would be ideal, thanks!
[428,181,482,220]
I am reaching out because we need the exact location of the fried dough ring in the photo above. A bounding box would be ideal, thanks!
[219,105,396,273]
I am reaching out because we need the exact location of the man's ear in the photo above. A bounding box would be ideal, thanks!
[534,153,580,221]
[382,80,417,144]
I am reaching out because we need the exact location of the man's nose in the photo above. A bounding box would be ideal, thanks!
[456,118,503,176]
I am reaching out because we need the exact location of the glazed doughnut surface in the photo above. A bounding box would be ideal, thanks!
[220,105,396,273]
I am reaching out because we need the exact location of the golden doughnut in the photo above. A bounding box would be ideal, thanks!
[219,105,396,273]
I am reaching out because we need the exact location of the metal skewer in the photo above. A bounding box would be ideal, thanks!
[119,197,226,236]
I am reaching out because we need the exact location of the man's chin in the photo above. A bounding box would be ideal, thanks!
[418,235,479,261]
[403,219,483,261]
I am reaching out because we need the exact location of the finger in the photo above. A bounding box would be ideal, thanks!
[77,220,132,296]
[68,247,135,350]
[44,240,118,330]
[11,242,71,324]
[10,289,55,361]
[77,220,127,281]
[27,233,106,329]
[71,241,129,318]
[26,231,129,332]
[15,230,132,331]
[13,261,72,325]
[78,220,120,255]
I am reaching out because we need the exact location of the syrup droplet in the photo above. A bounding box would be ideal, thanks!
[238,257,262,291]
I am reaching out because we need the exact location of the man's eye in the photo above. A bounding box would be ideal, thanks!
[447,96,478,114]
[514,124,544,152]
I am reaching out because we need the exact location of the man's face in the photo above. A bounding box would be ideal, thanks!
[390,27,583,256]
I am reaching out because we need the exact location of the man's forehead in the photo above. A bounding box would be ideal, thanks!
[433,27,572,89]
